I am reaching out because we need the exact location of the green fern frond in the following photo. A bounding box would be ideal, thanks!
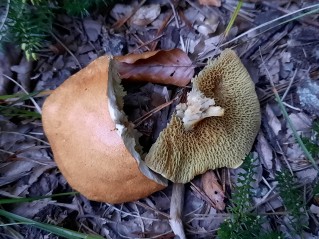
[276,171,307,234]
[1,0,53,60]
[61,0,108,16]
[218,155,283,239]
[0,0,117,60]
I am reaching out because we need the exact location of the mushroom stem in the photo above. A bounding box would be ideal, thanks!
[169,183,186,239]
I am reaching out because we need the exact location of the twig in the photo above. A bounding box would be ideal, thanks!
[135,201,170,218]
[251,190,278,211]
[132,203,145,237]
[133,34,164,52]
[190,182,217,209]
[112,0,146,29]
[106,203,162,221]
[151,11,173,51]
[281,69,297,101]
[169,183,186,239]
[169,0,186,52]
[131,32,151,52]
[133,96,179,127]
[2,74,42,114]
[50,32,82,69]
[282,102,301,111]
[0,131,49,145]
[0,0,10,34]
[276,141,294,175]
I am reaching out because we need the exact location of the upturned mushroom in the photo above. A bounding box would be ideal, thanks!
[42,56,166,204]
[42,49,260,207]
[144,49,261,183]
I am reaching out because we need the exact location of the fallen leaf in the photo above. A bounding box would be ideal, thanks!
[83,18,102,42]
[200,170,225,210]
[198,0,221,7]
[265,104,282,136]
[115,49,194,87]
[296,168,317,184]
[10,56,32,91]
[288,112,312,132]
[130,4,161,26]
[297,79,319,117]
[256,132,273,170]
[110,4,133,22]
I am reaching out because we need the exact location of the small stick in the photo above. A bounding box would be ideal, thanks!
[50,32,82,69]
[133,96,179,127]
[2,74,42,114]
[169,0,186,52]
[133,34,164,52]
[169,183,186,239]
[112,0,147,29]
[151,11,173,50]
[281,69,297,101]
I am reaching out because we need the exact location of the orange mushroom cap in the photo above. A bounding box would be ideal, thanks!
[42,56,165,204]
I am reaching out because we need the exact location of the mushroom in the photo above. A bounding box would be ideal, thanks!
[42,49,260,238]
[144,49,261,183]
[42,56,166,204]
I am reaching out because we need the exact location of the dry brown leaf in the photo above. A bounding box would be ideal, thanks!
[201,170,225,210]
[130,4,161,26]
[115,49,194,87]
[198,0,221,7]
[256,132,273,170]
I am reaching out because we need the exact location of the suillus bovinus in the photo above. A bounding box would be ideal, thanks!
[42,49,261,203]
[144,49,261,183]
[42,56,166,204]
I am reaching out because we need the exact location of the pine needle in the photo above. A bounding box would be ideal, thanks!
[222,3,319,47]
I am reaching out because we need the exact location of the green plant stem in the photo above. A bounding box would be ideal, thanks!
[224,0,242,37]
[0,192,78,205]
[259,50,319,172]
[275,92,319,171]
[0,210,103,239]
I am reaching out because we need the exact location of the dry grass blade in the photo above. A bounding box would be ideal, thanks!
[50,32,82,69]
[0,131,49,145]
[0,192,78,204]
[133,96,178,127]
[0,209,103,239]
[259,49,319,172]
[2,74,42,114]
[0,0,10,34]
[222,3,319,47]
[112,0,146,29]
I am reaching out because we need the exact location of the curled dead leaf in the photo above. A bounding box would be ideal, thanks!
[198,0,221,7]
[201,170,225,210]
[130,4,161,26]
[115,49,194,87]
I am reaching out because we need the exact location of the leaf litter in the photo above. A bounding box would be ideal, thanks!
[1,0,319,238]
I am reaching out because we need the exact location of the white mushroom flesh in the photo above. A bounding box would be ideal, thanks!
[176,88,224,131]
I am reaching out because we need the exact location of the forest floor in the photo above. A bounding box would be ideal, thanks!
[1,0,319,238]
